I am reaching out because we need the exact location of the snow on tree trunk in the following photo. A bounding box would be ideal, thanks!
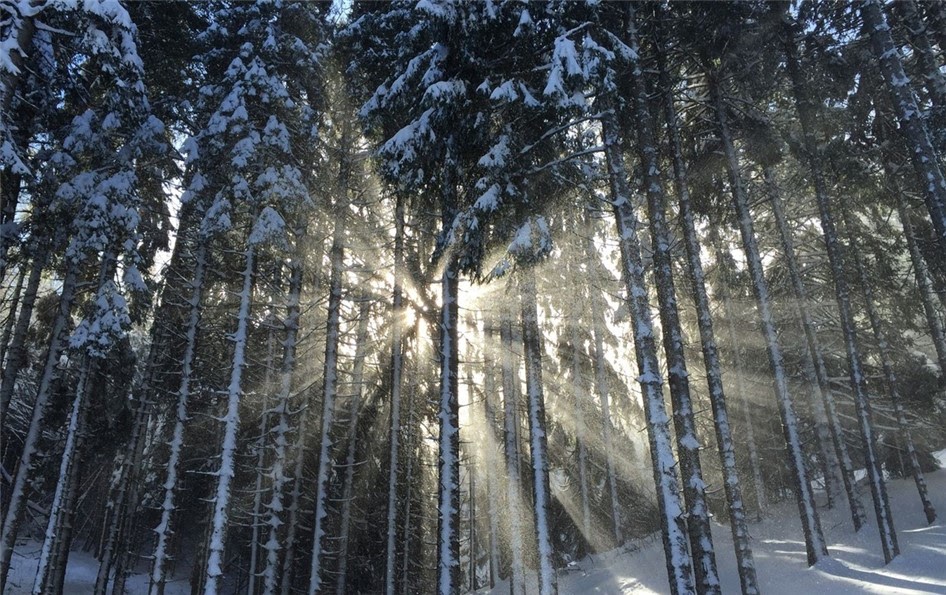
[479,337,502,589]
[261,240,304,595]
[843,213,937,525]
[436,249,461,595]
[894,185,946,384]
[568,317,591,543]
[861,0,946,255]
[715,237,768,522]
[518,268,557,595]
[499,310,527,595]
[0,244,45,433]
[336,298,371,595]
[204,239,256,595]
[0,264,76,591]
[601,107,694,595]
[248,317,278,595]
[630,32,719,590]
[279,400,311,595]
[777,35,901,559]
[150,240,207,595]
[711,75,829,567]
[384,192,405,595]
[893,0,946,124]
[308,207,346,595]
[32,356,93,594]
[0,265,23,371]
[658,35,758,590]
[763,167,866,531]
[583,233,623,547]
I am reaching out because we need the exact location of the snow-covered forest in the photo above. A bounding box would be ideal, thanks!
[2,1,946,593]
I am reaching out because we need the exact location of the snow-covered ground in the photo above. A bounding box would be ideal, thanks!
[486,449,946,594]
[7,452,946,593]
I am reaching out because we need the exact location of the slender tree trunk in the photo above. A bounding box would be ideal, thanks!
[499,309,526,595]
[518,268,557,595]
[0,265,23,369]
[842,213,937,524]
[710,74,829,566]
[601,104,694,594]
[204,238,256,594]
[480,349,501,590]
[893,0,946,122]
[248,314,278,595]
[714,242,767,521]
[862,0,946,254]
[894,187,946,382]
[260,239,304,595]
[308,207,346,595]
[658,36,758,592]
[278,400,310,595]
[583,233,623,547]
[783,13,899,557]
[763,167,865,531]
[435,136,461,595]
[400,360,418,595]
[0,263,77,591]
[0,246,45,437]
[335,299,371,595]
[33,357,94,594]
[568,318,591,545]
[384,193,405,595]
[150,241,208,594]
[631,29,719,592]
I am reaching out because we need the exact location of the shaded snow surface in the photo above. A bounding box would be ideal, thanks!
[484,450,946,594]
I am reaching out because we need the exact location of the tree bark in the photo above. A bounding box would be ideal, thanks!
[602,105,694,594]
[862,0,946,255]
[763,167,865,531]
[519,268,557,595]
[657,27,758,590]
[308,207,346,595]
[710,73,828,566]
[204,238,256,594]
[842,212,937,524]
[0,264,77,591]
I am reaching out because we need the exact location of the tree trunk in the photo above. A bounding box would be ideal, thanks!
[260,238,304,595]
[149,240,208,594]
[0,245,45,437]
[435,135,461,595]
[0,263,77,591]
[713,238,768,522]
[657,28,758,590]
[204,238,256,594]
[632,27,719,591]
[763,167,865,531]
[499,308,526,595]
[568,318,591,545]
[894,189,946,384]
[583,232,623,547]
[33,357,94,594]
[710,73,829,566]
[308,207,346,595]
[842,213,937,524]
[784,12,899,559]
[248,313,278,595]
[519,268,557,595]
[601,104,694,594]
[384,193,405,595]
[0,265,23,370]
[862,0,946,255]
[335,298,371,595]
